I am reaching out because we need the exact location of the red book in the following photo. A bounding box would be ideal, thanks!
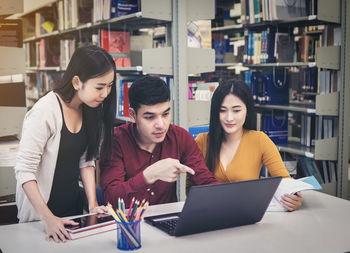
[100,30,131,67]
[122,81,132,117]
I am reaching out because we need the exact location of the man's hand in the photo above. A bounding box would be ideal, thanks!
[143,158,195,184]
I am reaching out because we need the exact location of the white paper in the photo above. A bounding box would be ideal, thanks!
[267,176,321,212]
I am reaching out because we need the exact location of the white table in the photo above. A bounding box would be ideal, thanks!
[1,191,350,253]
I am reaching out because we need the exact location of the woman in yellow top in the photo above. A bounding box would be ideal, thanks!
[196,79,303,211]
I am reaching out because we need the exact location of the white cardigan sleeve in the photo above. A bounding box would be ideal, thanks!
[79,150,96,169]
[15,93,61,186]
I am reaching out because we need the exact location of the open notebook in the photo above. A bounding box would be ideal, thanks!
[144,177,282,236]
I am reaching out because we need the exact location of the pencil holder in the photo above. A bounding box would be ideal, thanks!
[116,220,141,251]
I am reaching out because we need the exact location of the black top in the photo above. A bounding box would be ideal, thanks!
[47,96,88,217]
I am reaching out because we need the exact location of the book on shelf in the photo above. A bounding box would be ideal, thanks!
[78,0,94,24]
[243,0,320,24]
[60,39,76,69]
[267,175,322,212]
[25,72,62,102]
[270,0,306,21]
[244,27,277,64]
[100,30,131,68]
[93,0,138,22]
[274,33,294,63]
[116,0,139,17]
[93,0,104,22]
[65,213,116,240]
[121,80,132,117]
[0,19,23,48]
[36,39,60,68]
[300,115,315,147]
[35,5,58,36]
[57,0,88,30]
[212,34,226,64]
[116,75,138,117]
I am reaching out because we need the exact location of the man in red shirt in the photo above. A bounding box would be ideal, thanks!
[100,76,219,209]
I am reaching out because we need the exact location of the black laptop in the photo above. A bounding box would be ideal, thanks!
[144,177,282,236]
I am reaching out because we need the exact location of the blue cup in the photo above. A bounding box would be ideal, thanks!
[116,220,141,251]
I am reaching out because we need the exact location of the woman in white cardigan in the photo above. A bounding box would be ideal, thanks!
[15,45,116,243]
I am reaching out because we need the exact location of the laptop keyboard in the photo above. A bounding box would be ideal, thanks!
[158,219,178,231]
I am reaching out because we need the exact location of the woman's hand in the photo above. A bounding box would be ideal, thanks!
[42,214,79,243]
[280,192,303,211]
[89,205,109,214]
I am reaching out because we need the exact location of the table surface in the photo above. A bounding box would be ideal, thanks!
[1,191,350,253]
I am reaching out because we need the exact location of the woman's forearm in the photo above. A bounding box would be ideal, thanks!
[80,166,98,211]
[22,180,54,221]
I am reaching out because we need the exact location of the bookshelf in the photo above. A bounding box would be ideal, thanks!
[19,0,215,121]
[241,0,349,198]
[16,0,216,200]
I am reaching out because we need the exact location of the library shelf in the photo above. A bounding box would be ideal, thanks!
[245,62,317,68]
[212,24,243,32]
[254,104,316,114]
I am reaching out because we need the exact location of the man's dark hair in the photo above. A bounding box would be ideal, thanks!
[128,76,170,113]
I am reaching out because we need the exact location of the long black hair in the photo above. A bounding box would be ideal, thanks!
[206,78,256,172]
[53,45,116,162]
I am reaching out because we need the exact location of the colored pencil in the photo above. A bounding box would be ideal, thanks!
[127,197,135,219]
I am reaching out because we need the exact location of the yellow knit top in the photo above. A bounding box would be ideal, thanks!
[195,130,290,182]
